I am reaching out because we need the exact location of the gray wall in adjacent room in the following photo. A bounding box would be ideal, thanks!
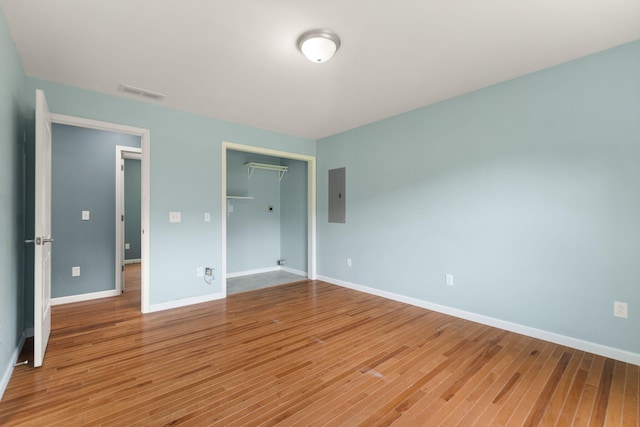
[124,159,141,260]
[51,124,140,298]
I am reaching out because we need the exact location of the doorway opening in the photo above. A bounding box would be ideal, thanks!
[116,146,142,295]
[221,141,316,296]
[49,113,151,313]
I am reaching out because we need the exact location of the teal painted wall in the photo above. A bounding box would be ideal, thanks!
[51,124,140,298]
[226,151,282,273]
[0,9,27,393]
[124,159,142,260]
[3,0,635,375]
[280,158,308,273]
[317,40,640,355]
[24,77,315,306]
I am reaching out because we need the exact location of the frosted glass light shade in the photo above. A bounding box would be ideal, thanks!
[297,30,341,63]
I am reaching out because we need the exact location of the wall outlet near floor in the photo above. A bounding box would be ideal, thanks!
[445,274,454,286]
[614,301,628,318]
[125,243,130,250]
[346,258,352,267]
[277,259,286,266]
[169,211,181,223]
[203,268,215,284]
[72,266,80,277]
[196,267,204,278]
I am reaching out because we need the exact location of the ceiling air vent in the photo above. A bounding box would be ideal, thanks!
[118,83,166,101]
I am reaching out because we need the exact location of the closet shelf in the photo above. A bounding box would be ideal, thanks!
[245,162,288,181]
[226,195,254,199]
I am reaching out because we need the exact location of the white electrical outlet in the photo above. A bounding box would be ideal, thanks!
[614,301,628,318]
[196,267,204,278]
[346,258,352,267]
[82,210,90,220]
[446,274,454,286]
[169,211,181,223]
[204,212,211,222]
[125,243,130,250]
[72,266,80,277]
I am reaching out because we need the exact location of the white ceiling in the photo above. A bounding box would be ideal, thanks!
[2,0,639,140]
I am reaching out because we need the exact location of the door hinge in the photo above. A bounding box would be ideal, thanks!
[121,164,124,171]
[122,265,124,272]
[121,214,124,221]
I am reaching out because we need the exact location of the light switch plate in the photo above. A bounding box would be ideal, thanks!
[82,210,90,220]
[169,212,181,223]
[72,266,80,277]
[125,243,130,250]
[204,212,211,222]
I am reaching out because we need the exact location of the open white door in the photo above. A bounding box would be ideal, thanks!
[33,89,53,367]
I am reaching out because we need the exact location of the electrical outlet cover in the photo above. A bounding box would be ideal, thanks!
[446,274,454,286]
[614,301,628,318]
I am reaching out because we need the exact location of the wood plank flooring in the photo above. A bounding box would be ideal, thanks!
[0,264,637,426]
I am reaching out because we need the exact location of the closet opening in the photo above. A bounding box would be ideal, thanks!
[221,142,316,296]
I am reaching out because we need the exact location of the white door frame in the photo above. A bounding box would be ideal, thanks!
[221,141,317,296]
[50,113,152,313]
[116,146,142,293]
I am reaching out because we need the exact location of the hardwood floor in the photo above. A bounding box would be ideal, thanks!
[1,264,637,426]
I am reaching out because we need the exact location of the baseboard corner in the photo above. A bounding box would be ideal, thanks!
[0,330,27,401]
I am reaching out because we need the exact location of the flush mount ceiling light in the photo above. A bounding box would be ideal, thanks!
[297,29,341,63]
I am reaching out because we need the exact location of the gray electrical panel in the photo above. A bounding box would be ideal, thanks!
[328,167,346,223]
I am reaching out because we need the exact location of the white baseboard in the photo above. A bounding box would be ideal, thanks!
[1,330,27,401]
[318,275,640,366]
[227,266,280,278]
[124,258,141,264]
[51,289,120,306]
[149,292,225,312]
[280,266,308,277]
